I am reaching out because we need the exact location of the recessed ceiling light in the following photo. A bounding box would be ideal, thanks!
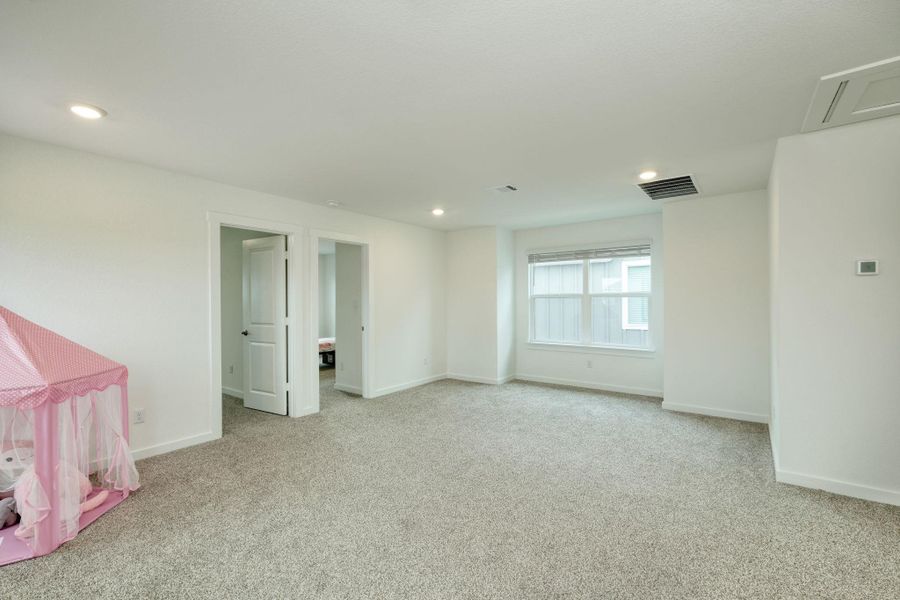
[70,104,107,120]
[432,208,445,216]
[326,200,341,207]
[639,170,658,181]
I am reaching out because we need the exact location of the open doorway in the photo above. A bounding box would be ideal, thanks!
[209,215,370,438]
[220,226,290,430]
[316,237,368,406]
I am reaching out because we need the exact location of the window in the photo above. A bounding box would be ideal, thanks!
[529,244,652,350]
[621,259,650,331]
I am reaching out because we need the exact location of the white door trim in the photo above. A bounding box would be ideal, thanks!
[207,211,305,441]
[309,229,374,411]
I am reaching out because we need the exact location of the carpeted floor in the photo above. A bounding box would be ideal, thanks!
[4,369,899,599]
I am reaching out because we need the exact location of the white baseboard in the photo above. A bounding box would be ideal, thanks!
[514,373,663,398]
[661,401,769,424]
[446,373,514,385]
[132,431,219,461]
[371,374,446,398]
[333,382,363,395]
[775,468,900,507]
[222,386,243,399]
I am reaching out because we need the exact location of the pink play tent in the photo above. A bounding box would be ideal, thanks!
[0,307,139,566]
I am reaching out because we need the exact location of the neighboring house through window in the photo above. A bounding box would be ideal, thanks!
[528,244,652,350]
[621,258,650,331]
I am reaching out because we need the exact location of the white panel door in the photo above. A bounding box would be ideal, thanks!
[242,236,287,415]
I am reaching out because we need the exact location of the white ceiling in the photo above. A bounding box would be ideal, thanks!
[2,1,899,231]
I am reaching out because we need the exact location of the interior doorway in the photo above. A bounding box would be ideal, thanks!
[220,226,290,423]
[208,214,371,439]
[314,235,370,407]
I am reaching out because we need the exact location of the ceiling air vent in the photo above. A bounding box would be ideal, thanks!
[637,175,698,200]
[492,184,518,193]
[802,55,900,132]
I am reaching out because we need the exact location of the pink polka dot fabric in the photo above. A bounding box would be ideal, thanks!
[0,307,127,409]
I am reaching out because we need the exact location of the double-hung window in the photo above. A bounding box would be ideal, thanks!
[529,243,652,350]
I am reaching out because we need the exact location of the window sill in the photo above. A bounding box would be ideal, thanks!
[525,342,657,358]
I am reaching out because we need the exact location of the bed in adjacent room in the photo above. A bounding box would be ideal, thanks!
[318,337,335,366]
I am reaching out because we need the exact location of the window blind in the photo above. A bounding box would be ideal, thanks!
[528,243,651,264]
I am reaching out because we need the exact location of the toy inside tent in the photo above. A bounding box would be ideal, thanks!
[0,307,140,566]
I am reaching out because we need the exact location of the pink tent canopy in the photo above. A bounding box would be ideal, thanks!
[0,307,128,408]
[0,307,139,566]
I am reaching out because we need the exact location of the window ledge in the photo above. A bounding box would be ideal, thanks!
[525,342,657,358]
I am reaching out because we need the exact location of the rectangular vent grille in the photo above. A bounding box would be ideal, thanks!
[637,175,698,200]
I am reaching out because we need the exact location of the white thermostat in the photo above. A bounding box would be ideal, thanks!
[856,260,879,275]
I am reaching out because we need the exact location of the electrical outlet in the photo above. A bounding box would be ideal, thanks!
[134,408,146,424]
[586,360,593,368]
[423,357,429,366]
[228,365,234,374]
[340,361,345,371]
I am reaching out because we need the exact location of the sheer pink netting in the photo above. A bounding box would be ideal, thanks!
[0,307,139,565]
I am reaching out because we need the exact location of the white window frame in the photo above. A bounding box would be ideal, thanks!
[528,252,652,351]
[528,259,583,344]
[620,258,651,331]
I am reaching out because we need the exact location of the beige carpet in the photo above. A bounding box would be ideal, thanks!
[3,369,899,599]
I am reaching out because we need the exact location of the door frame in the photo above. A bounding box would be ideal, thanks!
[309,229,374,410]
[208,212,305,440]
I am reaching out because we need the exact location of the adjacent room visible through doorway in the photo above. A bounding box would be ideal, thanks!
[316,238,366,405]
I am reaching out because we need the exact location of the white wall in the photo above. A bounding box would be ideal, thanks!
[514,214,664,396]
[220,226,275,395]
[318,253,335,338]
[334,243,362,393]
[662,190,770,422]
[0,133,447,458]
[445,228,499,382]
[496,228,515,381]
[769,115,900,505]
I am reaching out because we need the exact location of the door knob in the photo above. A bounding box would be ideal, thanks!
[241,330,249,336]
